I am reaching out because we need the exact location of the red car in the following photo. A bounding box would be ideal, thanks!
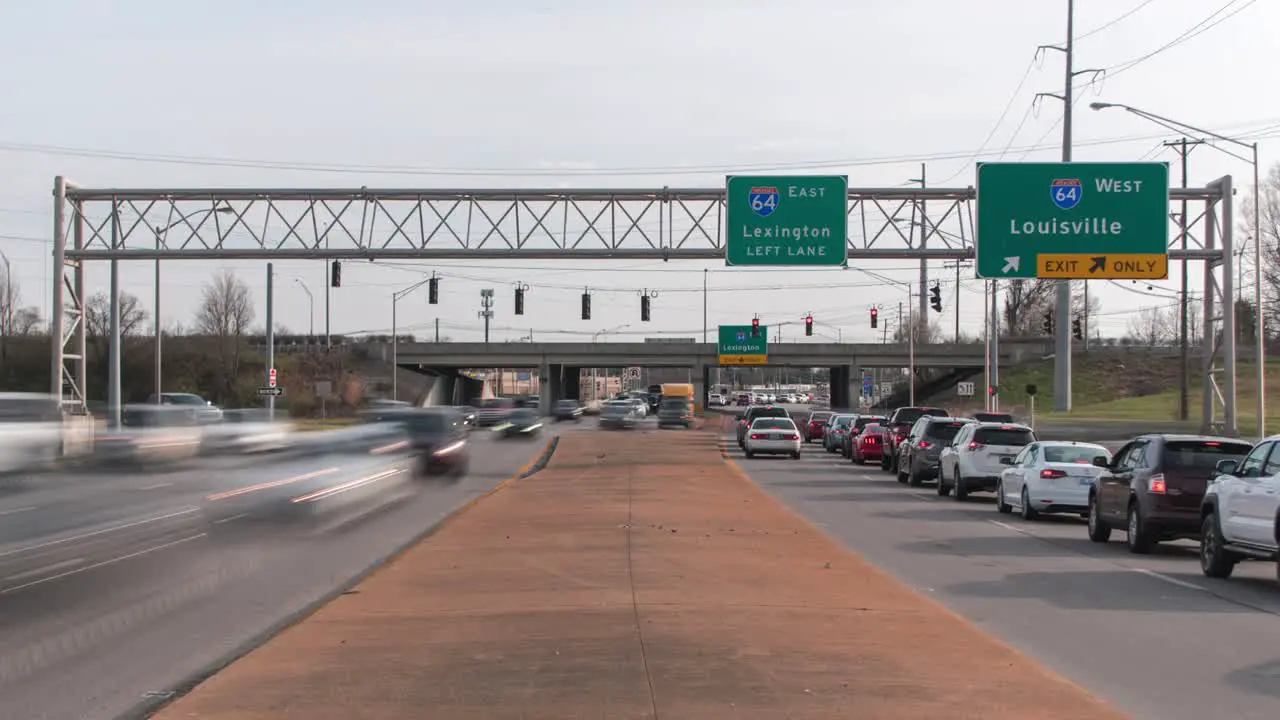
[805,411,834,443]
[852,423,887,465]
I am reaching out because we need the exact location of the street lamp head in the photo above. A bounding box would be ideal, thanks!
[1089,102,1116,111]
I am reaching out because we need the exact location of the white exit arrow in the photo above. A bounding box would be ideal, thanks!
[1002,256,1020,273]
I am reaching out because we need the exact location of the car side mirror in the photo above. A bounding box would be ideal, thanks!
[1215,459,1239,475]
[1091,456,1109,468]
[999,456,1014,465]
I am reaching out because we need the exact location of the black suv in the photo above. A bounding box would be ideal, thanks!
[400,408,471,479]
[882,406,949,472]
[736,406,791,448]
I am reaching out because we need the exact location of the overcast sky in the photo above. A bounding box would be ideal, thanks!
[0,0,1274,344]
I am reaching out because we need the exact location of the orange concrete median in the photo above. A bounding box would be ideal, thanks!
[154,428,1124,720]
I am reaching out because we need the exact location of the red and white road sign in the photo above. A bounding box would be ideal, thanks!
[269,368,278,387]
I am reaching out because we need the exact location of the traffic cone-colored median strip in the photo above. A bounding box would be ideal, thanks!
[154,429,1124,720]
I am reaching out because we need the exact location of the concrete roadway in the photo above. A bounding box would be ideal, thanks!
[0,423,576,720]
[730,429,1280,720]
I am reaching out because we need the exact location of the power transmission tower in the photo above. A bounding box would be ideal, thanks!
[478,288,494,343]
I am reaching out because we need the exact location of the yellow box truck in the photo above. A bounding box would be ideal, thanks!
[658,383,696,428]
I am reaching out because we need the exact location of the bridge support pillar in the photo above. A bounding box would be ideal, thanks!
[693,364,710,409]
[562,366,581,401]
[540,364,558,415]
[828,365,855,410]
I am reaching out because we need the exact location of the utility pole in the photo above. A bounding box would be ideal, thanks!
[1165,137,1204,422]
[908,164,929,318]
[1035,0,1103,413]
[478,289,494,343]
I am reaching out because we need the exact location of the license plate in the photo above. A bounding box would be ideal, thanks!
[1078,476,1093,486]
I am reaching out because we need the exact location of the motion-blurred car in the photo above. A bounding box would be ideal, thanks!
[743,417,802,459]
[454,405,478,429]
[552,399,584,422]
[147,392,224,424]
[657,396,694,429]
[201,408,295,455]
[599,400,639,430]
[402,408,470,479]
[93,405,203,466]
[497,408,543,439]
[0,392,64,475]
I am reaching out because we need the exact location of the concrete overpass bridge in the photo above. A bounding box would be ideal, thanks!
[376,338,1053,410]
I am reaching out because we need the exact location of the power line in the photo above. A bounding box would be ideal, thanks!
[936,53,1043,184]
[1075,0,1157,41]
[1104,0,1257,79]
[2,111,1278,179]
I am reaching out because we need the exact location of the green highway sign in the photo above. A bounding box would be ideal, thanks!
[725,175,848,267]
[718,325,768,365]
[975,162,1170,280]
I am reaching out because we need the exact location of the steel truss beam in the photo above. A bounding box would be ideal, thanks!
[49,177,1238,434]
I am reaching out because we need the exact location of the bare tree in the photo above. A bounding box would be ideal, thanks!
[0,268,42,370]
[195,270,254,398]
[84,291,148,363]
[1126,306,1175,347]
[1240,162,1280,338]
[1001,279,1056,336]
[892,314,939,343]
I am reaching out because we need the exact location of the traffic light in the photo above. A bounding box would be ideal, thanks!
[428,276,439,305]
[929,283,942,313]
[870,307,878,329]
[751,316,760,337]
[641,294,651,322]
[804,314,814,336]
[330,261,341,288]
[1072,316,1083,340]
[1042,311,1053,334]
[514,286,525,315]
[581,291,591,320]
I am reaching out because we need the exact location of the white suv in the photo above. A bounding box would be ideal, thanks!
[1199,435,1280,582]
[938,422,1037,500]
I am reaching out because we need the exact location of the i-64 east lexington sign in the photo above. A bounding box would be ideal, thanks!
[725,175,848,267]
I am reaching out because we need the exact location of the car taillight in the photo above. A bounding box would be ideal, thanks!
[916,440,931,449]
[785,434,800,440]
[1040,469,1067,479]
[967,441,984,450]
[1148,473,1167,494]
[863,435,879,444]
[750,433,764,440]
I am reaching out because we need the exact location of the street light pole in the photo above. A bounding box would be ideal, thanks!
[391,277,432,402]
[1090,100,1265,436]
[151,204,231,401]
[294,278,315,338]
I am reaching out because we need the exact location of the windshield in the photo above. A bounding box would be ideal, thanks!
[924,420,968,443]
[974,427,1035,447]
[1044,445,1109,464]
[602,405,631,417]
[660,399,690,409]
[853,416,883,431]
[809,411,833,423]
[1162,440,1251,471]
[748,407,789,420]
[893,407,947,425]
[973,412,1013,423]
[164,393,206,406]
[752,418,795,430]
[479,399,514,409]
[403,412,454,434]
[830,415,854,428]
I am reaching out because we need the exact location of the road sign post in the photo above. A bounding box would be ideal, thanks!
[725,175,848,267]
[957,381,975,397]
[862,376,874,397]
[718,325,768,365]
[976,162,1170,280]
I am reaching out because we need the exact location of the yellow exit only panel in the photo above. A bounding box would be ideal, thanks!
[1037,253,1168,280]
[718,354,768,366]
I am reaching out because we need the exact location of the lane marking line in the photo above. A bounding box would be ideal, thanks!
[1132,567,1206,592]
[137,482,173,490]
[0,507,199,559]
[4,557,86,582]
[988,519,1026,534]
[1,532,206,595]
[0,506,36,516]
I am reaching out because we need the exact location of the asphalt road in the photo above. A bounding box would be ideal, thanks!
[0,425,570,720]
[729,432,1280,720]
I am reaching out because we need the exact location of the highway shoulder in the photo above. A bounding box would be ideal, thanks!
[150,428,1122,720]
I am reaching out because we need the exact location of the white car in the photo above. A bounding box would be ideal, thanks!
[743,417,802,460]
[938,422,1037,500]
[995,441,1112,520]
[1199,435,1280,581]
[628,397,649,417]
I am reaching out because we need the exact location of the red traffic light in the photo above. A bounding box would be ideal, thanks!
[751,317,759,328]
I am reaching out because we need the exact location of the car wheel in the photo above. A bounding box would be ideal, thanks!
[954,471,969,501]
[1019,487,1038,520]
[1086,493,1111,542]
[791,452,801,460]
[744,450,754,459]
[1199,512,1236,578]
[936,471,951,496]
[995,479,1012,514]
[1126,502,1154,554]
